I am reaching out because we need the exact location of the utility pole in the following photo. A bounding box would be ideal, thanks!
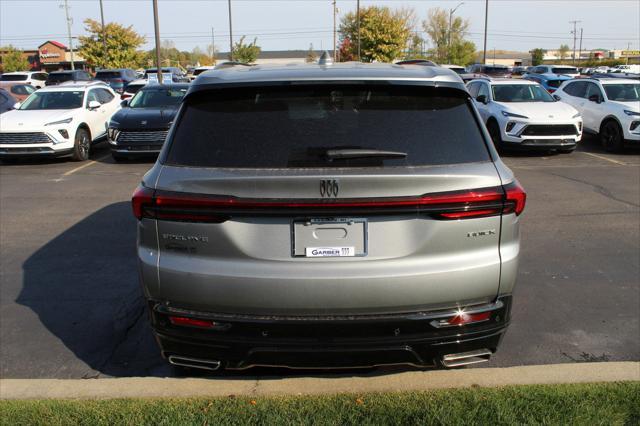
[482,0,489,64]
[448,2,464,64]
[62,0,75,70]
[228,0,233,61]
[332,0,337,61]
[99,0,107,68]
[578,28,583,66]
[152,0,162,83]
[356,0,360,61]
[211,27,215,63]
[569,20,581,64]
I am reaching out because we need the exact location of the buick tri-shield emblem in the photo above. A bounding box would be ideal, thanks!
[320,179,339,197]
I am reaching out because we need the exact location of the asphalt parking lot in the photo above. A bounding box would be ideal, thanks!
[0,135,638,379]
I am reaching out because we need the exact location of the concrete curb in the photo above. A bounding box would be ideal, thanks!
[1,362,638,400]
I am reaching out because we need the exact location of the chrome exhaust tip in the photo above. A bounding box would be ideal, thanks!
[168,355,221,371]
[442,349,492,368]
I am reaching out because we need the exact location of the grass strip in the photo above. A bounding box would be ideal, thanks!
[1,382,638,426]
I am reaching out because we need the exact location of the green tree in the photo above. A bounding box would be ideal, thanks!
[78,19,145,69]
[558,44,570,61]
[0,45,29,72]
[531,48,545,66]
[404,33,427,59]
[338,6,415,62]
[232,36,261,63]
[423,7,474,64]
[306,44,317,63]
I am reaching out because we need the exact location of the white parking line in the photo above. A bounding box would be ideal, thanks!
[582,152,627,166]
[62,154,111,176]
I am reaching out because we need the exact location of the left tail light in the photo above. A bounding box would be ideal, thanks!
[132,185,154,220]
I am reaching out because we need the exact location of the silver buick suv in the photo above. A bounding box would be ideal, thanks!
[132,62,526,372]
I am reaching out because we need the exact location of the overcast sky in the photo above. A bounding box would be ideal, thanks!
[1,0,638,53]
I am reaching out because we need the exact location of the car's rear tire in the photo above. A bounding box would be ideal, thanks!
[600,120,624,153]
[487,119,504,151]
[71,128,91,161]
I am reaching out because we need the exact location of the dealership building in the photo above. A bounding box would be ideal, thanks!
[0,40,87,72]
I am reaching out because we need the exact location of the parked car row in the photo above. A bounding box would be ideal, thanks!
[0,78,190,161]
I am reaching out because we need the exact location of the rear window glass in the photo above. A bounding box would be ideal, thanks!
[547,79,564,88]
[551,67,577,74]
[95,71,122,79]
[166,85,490,168]
[47,73,72,82]
[0,74,28,81]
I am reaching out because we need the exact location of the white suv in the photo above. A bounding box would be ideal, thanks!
[554,78,640,152]
[468,78,582,152]
[528,65,579,78]
[0,81,121,161]
[0,71,49,89]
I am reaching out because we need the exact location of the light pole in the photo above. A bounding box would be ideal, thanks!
[356,0,360,61]
[448,2,463,64]
[482,0,488,65]
[152,0,162,83]
[228,0,233,61]
[332,0,337,62]
[99,0,107,68]
[62,0,75,70]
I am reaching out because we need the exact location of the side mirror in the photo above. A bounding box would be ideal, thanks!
[88,100,101,110]
[588,94,601,103]
[120,99,129,107]
[553,95,561,101]
[476,94,488,104]
[13,102,21,109]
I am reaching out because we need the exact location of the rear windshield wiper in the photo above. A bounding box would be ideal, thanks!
[325,149,407,160]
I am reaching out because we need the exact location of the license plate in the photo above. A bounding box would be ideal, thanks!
[292,218,367,257]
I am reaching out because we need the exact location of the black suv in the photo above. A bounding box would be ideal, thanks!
[108,83,189,161]
[94,69,138,94]
[45,70,93,86]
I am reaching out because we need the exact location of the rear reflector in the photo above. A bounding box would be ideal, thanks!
[132,181,526,222]
[169,316,217,328]
[433,310,492,327]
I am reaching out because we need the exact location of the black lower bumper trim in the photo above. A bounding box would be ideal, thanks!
[0,147,73,157]
[149,296,512,370]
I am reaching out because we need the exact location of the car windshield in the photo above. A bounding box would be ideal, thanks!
[603,84,640,101]
[552,67,577,74]
[492,84,554,102]
[166,85,491,168]
[19,91,84,110]
[0,74,28,81]
[129,87,186,108]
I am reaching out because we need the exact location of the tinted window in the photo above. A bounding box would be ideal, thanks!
[477,83,490,100]
[603,84,640,101]
[1,74,28,81]
[547,79,564,88]
[564,81,587,97]
[166,85,490,169]
[10,85,34,95]
[129,87,187,108]
[492,84,554,102]
[0,92,8,102]
[95,71,122,79]
[467,82,480,98]
[95,88,114,103]
[19,91,83,110]
[86,90,99,105]
[47,73,72,83]
[551,67,577,75]
[125,83,145,94]
[584,82,603,99]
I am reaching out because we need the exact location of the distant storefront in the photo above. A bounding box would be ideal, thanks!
[0,40,86,72]
[37,41,87,72]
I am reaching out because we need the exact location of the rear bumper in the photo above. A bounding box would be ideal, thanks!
[149,296,512,370]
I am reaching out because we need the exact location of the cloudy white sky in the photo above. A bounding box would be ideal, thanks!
[1,0,638,53]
